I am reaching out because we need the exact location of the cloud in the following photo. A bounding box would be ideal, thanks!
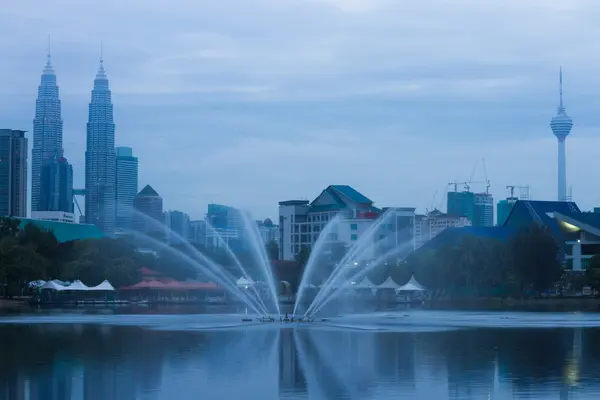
[1,0,600,220]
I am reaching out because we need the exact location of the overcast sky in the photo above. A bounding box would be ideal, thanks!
[2,0,600,220]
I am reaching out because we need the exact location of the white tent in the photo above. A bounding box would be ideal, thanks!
[236,277,255,287]
[66,280,90,291]
[40,281,67,291]
[377,277,401,290]
[89,280,116,291]
[352,277,377,289]
[396,276,426,292]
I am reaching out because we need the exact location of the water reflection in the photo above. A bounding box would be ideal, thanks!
[0,323,599,399]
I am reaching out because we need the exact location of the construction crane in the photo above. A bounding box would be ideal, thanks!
[73,188,86,220]
[482,158,491,194]
[506,185,530,200]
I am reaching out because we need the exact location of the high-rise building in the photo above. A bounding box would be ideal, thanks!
[447,190,493,227]
[497,197,517,226]
[473,192,494,227]
[0,130,28,217]
[133,185,163,234]
[188,220,207,246]
[550,67,573,202]
[447,190,475,222]
[115,147,138,231]
[40,156,73,213]
[32,52,63,212]
[85,57,116,234]
[165,210,190,244]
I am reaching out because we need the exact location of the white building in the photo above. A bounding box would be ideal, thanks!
[258,218,279,245]
[165,210,190,245]
[31,210,76,224]
[278,185,416,261]
[188,220,206,246]
[415,209,471,248]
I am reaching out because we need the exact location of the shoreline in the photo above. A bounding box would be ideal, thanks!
[4,296,600,312]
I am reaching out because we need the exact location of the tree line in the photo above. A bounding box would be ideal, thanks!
[288,223,565,297]
[0,215,569,299]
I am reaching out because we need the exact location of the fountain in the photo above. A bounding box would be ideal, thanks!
[127,206,413,322]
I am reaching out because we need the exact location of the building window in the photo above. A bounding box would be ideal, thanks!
[350,223,357,230]
[351,234,358,241]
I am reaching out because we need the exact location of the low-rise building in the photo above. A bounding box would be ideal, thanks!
[31,211,76,224]
[258,218,279,245]
[278,185,415,261]
[415,209,471,248]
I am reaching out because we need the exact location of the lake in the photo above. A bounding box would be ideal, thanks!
[0,309,599,399]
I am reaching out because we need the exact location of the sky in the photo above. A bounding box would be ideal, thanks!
[2,0,600,221]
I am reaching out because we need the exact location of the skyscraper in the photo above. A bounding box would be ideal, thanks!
[115,147,138,231]
[85,57,116,233]
[165,210,190,244]
[40,156,73,213]
[550,67,573,202]
[133,185,163,234]
[32,52,63,212]
[0,130,28,217]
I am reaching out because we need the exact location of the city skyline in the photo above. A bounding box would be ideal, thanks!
[3,1,600,221]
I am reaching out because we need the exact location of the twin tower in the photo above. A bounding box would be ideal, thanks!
[33,51,116,232]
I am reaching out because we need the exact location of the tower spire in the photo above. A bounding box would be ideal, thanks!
[47,34,51,65]
[43,35,55,75]
[559,66,563,109]
[96,41,107,80]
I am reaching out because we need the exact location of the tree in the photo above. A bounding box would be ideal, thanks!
[0,236,47,297]
[266,240,279,261]
[509,223,562,295]
[585,254,600,293]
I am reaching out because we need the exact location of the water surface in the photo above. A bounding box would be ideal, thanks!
[0,310,599,399]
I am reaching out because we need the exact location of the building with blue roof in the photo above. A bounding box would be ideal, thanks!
[278,185,415,261]
[414,199,600,271]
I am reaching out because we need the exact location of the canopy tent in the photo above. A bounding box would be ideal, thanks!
[88,280,116,291]
[236,277,255,287]
[377,277,401,290]
[351,277,377,289]
[396,276,426,292]
[65,280,90,291]
[40,280,68,291]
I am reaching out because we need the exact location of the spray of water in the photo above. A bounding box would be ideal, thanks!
[304,210,396,317]
[307,241,413,317]
[130,230,266,315]
[293,214,343,316]
[128,210,271,315]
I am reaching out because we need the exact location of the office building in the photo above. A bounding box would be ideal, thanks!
[165,210,190,244]
[115,147,138,231]
[40,156,73,213]
[0,129,28,217]
[189,220,207,246]
[133,185,163,234]
[473,192,494,227]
